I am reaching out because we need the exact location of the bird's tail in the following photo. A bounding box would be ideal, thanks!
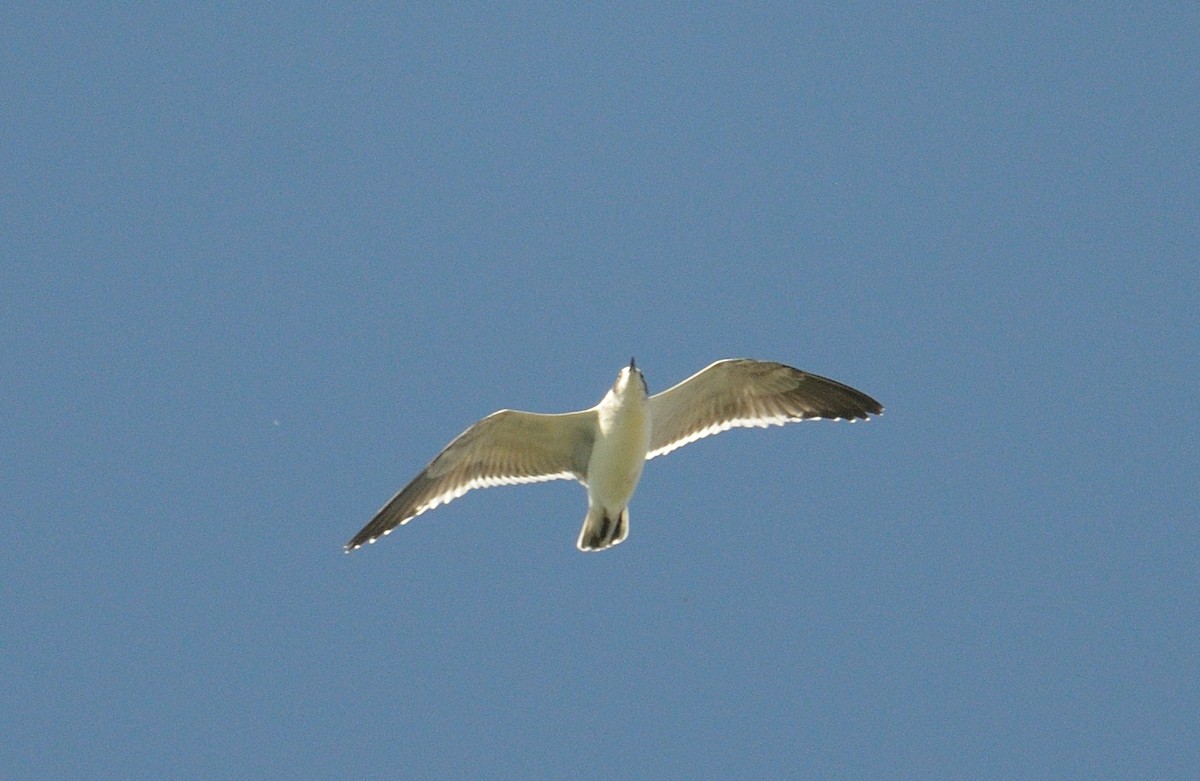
[577,505,629,552]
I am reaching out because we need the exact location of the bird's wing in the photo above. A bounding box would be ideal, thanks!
[346,408,596,551]
[647,359,882,459]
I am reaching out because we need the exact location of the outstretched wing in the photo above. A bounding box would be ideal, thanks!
[647,359,882,459]
[346,408,596,551]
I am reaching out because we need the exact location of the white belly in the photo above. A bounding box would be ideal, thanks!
[586,404,651,510]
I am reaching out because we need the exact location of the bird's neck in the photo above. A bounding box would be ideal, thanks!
[598,387,647,430]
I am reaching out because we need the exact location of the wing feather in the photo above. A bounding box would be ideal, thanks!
[647,359,882,459]
[346,408,596,551]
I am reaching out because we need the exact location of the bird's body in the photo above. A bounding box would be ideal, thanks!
[577,362,651,549]
[345,358,882,553]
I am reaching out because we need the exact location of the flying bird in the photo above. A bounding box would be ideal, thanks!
[346,358,882,553]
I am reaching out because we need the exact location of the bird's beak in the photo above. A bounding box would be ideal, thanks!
[629,356,637,371]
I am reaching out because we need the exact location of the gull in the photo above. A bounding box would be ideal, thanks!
[345,358,882,553]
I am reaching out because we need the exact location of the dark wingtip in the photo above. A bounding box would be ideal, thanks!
[793,367,883,421]
[846,392,884,421]
[343,529,378,553]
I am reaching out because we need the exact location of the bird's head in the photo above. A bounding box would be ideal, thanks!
[613,357,649,398]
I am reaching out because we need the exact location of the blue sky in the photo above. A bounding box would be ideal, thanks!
[3,5,1196,779]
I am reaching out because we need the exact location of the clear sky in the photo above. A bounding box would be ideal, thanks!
[3,5,1196,780]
